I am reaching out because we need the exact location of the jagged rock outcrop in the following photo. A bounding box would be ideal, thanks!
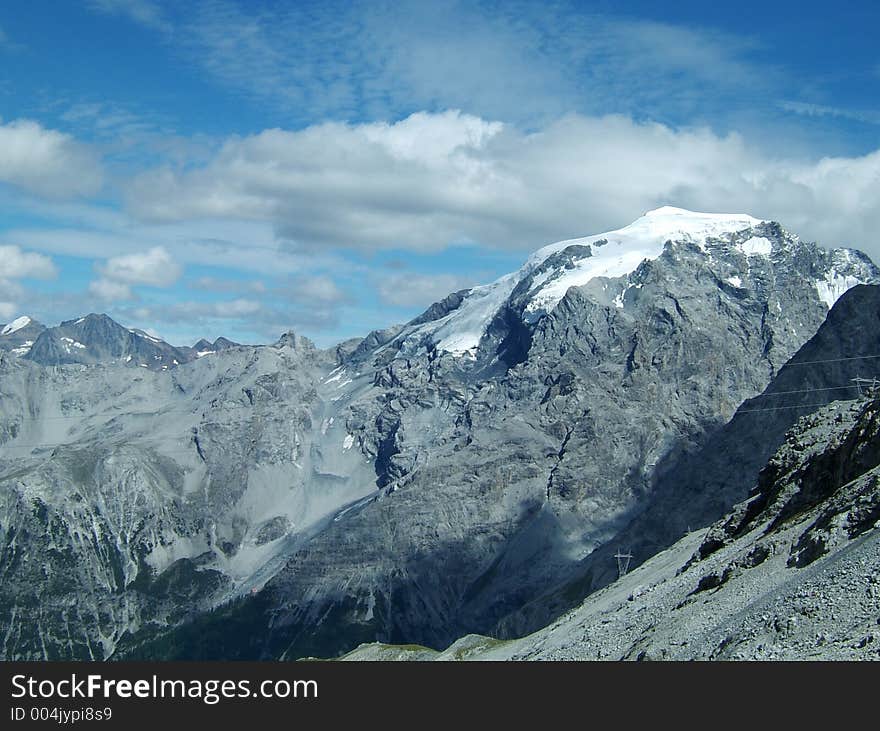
[190,337,240,354]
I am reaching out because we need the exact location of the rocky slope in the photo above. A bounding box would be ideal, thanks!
[1,207,877,660]
[342,393,880,661]
[0,333,363,658]
[498,283,880,636]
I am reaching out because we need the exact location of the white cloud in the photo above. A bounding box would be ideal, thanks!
[202,298,261,318]
[0,120,103,198]
[0,280,23,299]
[192,276,266,294]
[138,298,261,320]
[0,23,24,53]
[0,245,58,279]
[87,0,169,31]
[59,101,175,149]
[137,1,771,126]
[0,301,17,320]
[127,110,510,250]
[780,100,880,126]
[88,246,182,302]
[2,214,347,278]
[377,272,475,308]
[0,244,53,322]
[284,275,349,305]
[125,111,880,261]
[99,246,182,286]
[89,278,134,301]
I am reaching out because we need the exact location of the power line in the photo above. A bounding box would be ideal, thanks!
[0,445,205,454]
[741,373,880,410]
[750,384,859,397]
[737,401,852,413]
[3,357,878,450]
[0,413,177,422]
[0,412,289,423]
[783,353,880,367]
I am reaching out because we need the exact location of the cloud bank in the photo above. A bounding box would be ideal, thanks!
[126,111,880,259]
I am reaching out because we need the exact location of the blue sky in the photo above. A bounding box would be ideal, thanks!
[1,0,879,346]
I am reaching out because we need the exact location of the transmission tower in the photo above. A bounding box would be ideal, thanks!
[614,549,633,579]
[852,376,880,397]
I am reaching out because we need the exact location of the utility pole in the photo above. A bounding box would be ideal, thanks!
[614,549,633,578]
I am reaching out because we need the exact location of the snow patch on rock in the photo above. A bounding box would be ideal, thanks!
[2,316,31,335]
[737,236,773,257]
[815,272,862,309]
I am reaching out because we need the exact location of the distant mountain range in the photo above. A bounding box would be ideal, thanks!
[0,313,240,370]
[2,207,879,661]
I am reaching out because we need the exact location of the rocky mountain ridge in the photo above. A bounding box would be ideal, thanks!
[1,313,244,371]
[1,207,878,660]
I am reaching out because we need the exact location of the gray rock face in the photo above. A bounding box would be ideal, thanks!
[253,224,875,659]
[343,388,880,660]
[499,283,880,636]
[369,393,880,662]
[0,338,360,659]
[1,208,878,660]
[24,313,193,371]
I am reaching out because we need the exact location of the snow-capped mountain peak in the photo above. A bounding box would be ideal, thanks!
[1,315,31,336]
[528,206,765,266]
[520,208,769,322]
[408,208,770,355]
[399,207,876,358]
